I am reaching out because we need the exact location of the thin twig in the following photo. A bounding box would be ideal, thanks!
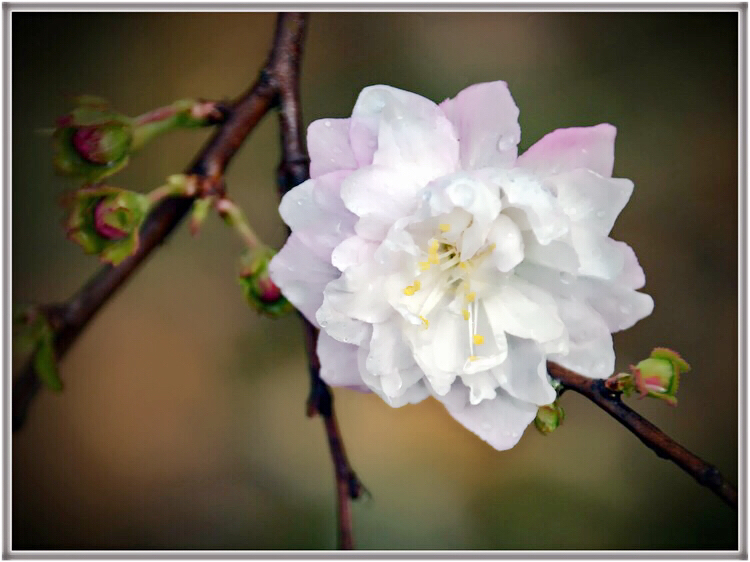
[547,361,737,510]
[272,12,363,550]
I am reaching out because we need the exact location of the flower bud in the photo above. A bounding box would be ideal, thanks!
[66,185,150,265]
[534,400,565,435]
[632,348,690,406]
[238,246,293,318]
[53,100,133,182]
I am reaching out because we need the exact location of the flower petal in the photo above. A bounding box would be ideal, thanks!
[493,336,556,406]
[516,124,617,178]
[438,384,538,451]
[439,81,521,170]
[349,85,459,184]
[317,331,370,392]
[268,233,340,325]
[307,118,358,179]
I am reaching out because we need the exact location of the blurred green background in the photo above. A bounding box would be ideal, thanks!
[12,11,738,550]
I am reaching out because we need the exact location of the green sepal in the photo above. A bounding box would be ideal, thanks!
[65,185,151,266]
[189,196,214,236]
[33,322,63,392]
[238,246,293,318]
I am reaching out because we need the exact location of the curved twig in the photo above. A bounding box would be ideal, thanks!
[547,361,737,510]
[272,13,363,550]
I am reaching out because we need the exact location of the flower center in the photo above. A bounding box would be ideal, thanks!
[401,221,497,364]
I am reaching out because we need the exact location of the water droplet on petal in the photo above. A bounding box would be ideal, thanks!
[596,210,606,218]
[497,134,517,152]
[619,303,631,314]
[324,120,332,127]
[559,272,574,285]
[481,422,492,431]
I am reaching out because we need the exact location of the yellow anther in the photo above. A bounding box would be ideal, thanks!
[403,286,415,296]
[429,239,439,251]
[468,355,479,362]
[439,223,451,232]
[462,308,470,321]
[489,243,497,251]
[466,292,476,302]
[473,334,485,345]
[459,262,468,270]
[429,254,440,265]
[419,261,431,271]
[413,280,421,291]
[419,315,429,328]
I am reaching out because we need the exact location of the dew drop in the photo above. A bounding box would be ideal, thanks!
[510,431,519,438]
[497,134,517,152]
[559,272,574,285]
[324,120,332,128]
[619,303,631,314]
[596,210,606,218]
[319,320,328,328]
[481,422,492,431]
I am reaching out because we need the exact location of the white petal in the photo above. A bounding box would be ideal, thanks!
[356,344,430,406]
[366,321,422,398]
[349,85,459,183]
[576,278,654,333]
[522,234,580,275]
[545,169,633,235]
[439,385,538,451]
[307,118,358,179]
[439,81,521,170]
[482,277,565,343]
[317,331,370,392]
[322,261,393,323]
[269,233,340,325]
[485,214,524,272]
[493,336,556,406]
[316,295,371,346]
[569,225,625,280]
[340,165,422,241]
[516,124,617,178]
[278,179,316,232]
[549,298,614,379]
[331,235,377,273]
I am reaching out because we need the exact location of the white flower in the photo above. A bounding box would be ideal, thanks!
[269,81,654,450]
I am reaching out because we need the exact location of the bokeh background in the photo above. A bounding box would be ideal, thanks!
[12,11,739,550]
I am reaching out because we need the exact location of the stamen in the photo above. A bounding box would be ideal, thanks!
[466,292,476,302]
[419,315,429,328]
[459,262,468,270]
[473,334,485,345]
[439,223,451,232]
[403,286,415,296]
[413,280,421,291]
[468,355,479,362]
[462,308,470,321]
[419,261,431,271]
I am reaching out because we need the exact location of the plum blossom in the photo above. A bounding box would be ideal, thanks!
[269,81,654,450]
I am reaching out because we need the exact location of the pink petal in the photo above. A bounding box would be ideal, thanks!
[517,124,616,178]
[317,332,371,392]
[439,81,521,171]
[308,118,358,179]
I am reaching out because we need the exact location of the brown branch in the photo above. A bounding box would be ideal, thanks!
[547,361,737,510]
[272,13,362,550]
[14,13,296,431]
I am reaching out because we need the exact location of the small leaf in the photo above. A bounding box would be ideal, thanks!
[190,197,213,236]
[33,322,63,392]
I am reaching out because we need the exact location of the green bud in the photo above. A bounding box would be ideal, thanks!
[238,246,293,318]
[53,99,133,182]
[534,401,565,435]
[632,348,690,406]
[189,197,214,236]
[65,185,151,265]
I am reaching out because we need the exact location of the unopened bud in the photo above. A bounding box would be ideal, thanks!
[238,246,293,318]
[66,185,150,265]
[534,401,565,435]
[605,347,690,406]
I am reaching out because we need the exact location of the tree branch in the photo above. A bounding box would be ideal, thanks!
[14,13,294,431]
[272,12,363,550]
[547,361,737,510]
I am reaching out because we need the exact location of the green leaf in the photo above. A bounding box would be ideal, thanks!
[32,321,63,392]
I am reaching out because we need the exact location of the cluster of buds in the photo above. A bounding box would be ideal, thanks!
[605,347,690,406]
[65,185,151,265]
[238,246,293,318]
[53,96,225,182]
